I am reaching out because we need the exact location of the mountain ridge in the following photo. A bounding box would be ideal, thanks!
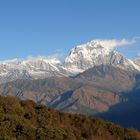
[0,65,136,115]
[0,40,140,83]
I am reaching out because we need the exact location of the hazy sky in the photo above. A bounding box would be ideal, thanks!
[0,0,140,60]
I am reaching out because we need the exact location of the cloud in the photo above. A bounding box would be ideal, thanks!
[46,49,65,60]
[26,49,64,61]
[133,36,140,40]
[93,38,135,50]
[26,54,63,61]
[137,53,140,57]
[46,53,64,60]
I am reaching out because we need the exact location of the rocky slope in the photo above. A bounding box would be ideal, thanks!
[75,65,135,92]
[97,73,140,130]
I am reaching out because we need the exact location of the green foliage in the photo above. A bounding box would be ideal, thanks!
[0,96,140,140]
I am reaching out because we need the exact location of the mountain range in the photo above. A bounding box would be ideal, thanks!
[0,40,140,130]
[0,40,140,84]
[0,65,131,114]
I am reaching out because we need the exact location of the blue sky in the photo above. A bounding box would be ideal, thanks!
[0,0,140,60]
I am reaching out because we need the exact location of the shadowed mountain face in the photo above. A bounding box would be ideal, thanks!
[0,65,136,116]
[97,73,140,130]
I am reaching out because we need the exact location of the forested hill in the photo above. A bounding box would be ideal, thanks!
[0,96,140,140]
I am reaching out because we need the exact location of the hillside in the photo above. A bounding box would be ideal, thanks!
[0,96,140,140]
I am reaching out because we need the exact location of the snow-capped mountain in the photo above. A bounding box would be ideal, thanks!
[64,40,140,72]
[134,58,140,67]
[0,57,72,82]
[0,40,140,83]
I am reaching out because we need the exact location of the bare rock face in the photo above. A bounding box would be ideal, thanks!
[75,65,135,92]
[60,86,121,114]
